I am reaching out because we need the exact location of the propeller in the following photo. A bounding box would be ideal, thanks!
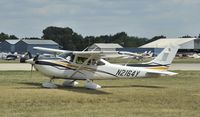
[30,63,34,78]
[33,54,39,62]
[31,55,39,78]
[25,54,39,78]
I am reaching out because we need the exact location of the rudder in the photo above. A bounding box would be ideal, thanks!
[147,46,179,66]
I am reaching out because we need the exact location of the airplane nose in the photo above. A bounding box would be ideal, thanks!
[25,58,35,64]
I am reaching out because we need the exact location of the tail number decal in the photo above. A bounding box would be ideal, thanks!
[116,69,140,77]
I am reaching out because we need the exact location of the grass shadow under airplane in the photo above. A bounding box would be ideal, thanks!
[17,82,165,94]
[103,85,166,89]
[17,82,111,95]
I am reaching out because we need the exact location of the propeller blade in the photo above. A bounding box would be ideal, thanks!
[26,54,39,78]
[31,64,33,78]
[33,55,39,61]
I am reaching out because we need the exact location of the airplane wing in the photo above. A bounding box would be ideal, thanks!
[33,47,140,59]
[33,47,71,54]
[73,51,143,59]
[73,51,119,58]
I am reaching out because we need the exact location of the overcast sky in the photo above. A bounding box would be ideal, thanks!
[0,0,200,38]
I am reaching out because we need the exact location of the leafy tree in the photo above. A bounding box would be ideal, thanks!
[22,37,41,40]
[0,32,18,41]
[42,26,149,50]
[112,32,127,46]
[181,35,193,38]
[146,35,166,44]
[72,32,84,50]
[9,35,18,39]
[42,26,84,50]
[126,37,148,47]
[84,36,96,47]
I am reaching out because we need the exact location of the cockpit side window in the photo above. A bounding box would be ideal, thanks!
[87,59,105,66]
[74,57,106,66]
[96,60,105,66]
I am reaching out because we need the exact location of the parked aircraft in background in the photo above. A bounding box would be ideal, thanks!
[187,53,200,59]
[142,51,153,58]
[117,51,153,61]
[0,52,18,60]
[25,46,179,90]
[5,54,17,60]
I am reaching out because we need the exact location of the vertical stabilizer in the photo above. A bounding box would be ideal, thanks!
[147,46,179,66]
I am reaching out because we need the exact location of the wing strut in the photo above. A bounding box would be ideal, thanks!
[68,55,93,78]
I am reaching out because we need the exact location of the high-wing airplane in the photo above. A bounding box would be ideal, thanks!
[26,46,179,90]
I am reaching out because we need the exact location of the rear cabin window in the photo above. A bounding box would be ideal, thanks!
[76,57,88,64]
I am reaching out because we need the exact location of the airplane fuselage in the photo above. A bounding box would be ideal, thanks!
[33,59,165,80]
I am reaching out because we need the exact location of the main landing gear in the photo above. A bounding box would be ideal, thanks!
[63,80,79,87]
[42,78,79,88]
[62,79,101,90]
[85,79,101,90]
[42,78,101,90]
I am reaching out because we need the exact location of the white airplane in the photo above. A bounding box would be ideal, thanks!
[121,51,153,60]
[188,53,200,59]
[143,51,153,58]
[26,46,179,90]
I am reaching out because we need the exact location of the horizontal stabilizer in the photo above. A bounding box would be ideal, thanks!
[146,69,178,76]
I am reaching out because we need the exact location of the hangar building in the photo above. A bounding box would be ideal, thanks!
[0,40,20,53]
[15,40,59,54]
[140,38,200,52]
[87,43,123,51]
[0,39,59,54]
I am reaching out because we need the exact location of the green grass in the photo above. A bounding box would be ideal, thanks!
[173,57,200,63]
[0,59,20,63]
[0,71,200,117]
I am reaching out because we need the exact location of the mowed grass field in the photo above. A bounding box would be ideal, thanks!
[0,71,200,117]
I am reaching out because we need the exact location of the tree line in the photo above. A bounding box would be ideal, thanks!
[1,26,200,50]
[42,26,149,50]
[0,32,18,41]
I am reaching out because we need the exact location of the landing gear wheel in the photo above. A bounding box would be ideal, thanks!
[42,82,57,88]
[85,80,101,90]
[62,80,79,87]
